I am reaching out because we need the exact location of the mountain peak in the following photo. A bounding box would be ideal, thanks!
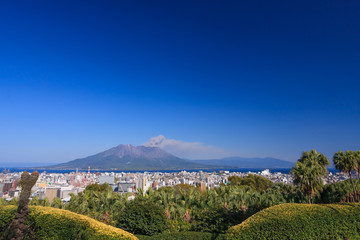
[103,144,172,159]
[48,144,209,170]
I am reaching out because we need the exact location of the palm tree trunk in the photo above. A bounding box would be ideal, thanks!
[357,170,360,201]
[349,173,358,202]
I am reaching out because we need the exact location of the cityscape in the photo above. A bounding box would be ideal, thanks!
[0,168,349,204]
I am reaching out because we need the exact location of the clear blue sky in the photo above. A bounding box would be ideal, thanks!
[0,0,359,163]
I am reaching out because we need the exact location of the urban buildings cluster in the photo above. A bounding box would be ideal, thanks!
[0,168,349,203]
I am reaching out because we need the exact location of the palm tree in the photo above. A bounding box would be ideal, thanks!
[354,150,360,179]
[227,186,252,211]
[216,185,232,208]
[176,188,199,222]
[203,188,218,209]
[290,149,330,204]
[333,150,358,202]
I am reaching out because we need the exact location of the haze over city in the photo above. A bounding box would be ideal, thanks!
[0,1,359,164]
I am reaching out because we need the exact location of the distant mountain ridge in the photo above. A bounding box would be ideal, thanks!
[45,144,296,170]
[48,144,214,170]
[189,157,294,169]
[0,162,60,168]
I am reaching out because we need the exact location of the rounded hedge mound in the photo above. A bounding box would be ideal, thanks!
[0,205,137,240]
[226,203,360,240]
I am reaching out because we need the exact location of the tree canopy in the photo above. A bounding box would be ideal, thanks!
[291,149,329,204]
[333,150,358,202]
[228,174,273,192]
[117,198,168,236]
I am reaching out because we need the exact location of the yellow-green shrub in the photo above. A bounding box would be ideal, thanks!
[0,205,137,240]
[226,203,360,240]
[0,205,17,230]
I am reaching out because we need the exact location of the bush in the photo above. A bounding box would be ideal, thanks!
[117,199,167,236]
[226,203,360,240]
[228,174,273,191]
[317,179,360,203]
[85,183,113,192]
[191,207,246,233]
[137,231,224,240]
[0,205,137,240]
[0,205,17,231]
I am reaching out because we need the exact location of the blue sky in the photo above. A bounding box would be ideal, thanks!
[0,1,359,163]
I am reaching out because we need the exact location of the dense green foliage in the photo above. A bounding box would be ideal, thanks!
[226,203,360,240]
[317,179,360,203]
[0,205,137,239]
[227,176,242,185]
[41,182,309,235]
[85,183,114,192]
[334,150,359,202]
[0,205,17,234]
[228,174,273,191]
[291,149,330,203]
[190,207,244,233]
[65,183,127,225]
[355,150,360,177]
[117,198,168,236]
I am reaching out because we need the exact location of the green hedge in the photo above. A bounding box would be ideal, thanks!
[0,205,17,231]
[0,205,137,240]
[137,231,224,240]
[226,203,360,240]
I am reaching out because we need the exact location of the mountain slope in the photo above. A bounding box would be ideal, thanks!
[189,157,294,168]
[48,144,213,170]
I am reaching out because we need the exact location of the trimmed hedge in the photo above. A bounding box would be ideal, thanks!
[226,203,360,240]
[0,205,17,231]
[137,231,224,240]
[0,205,137,240]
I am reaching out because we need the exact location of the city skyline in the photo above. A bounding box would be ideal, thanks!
[1,1,359,163]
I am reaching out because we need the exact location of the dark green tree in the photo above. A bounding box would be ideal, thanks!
[191,206,245,233]
[354,150,360,179]
[66,183,126,225]
[227,176,242,186]
[51,197,64,209]
[240,174,274,192]
[318,179,360,203]
[117,198,167,236]
[291,149,330,204]
[228,175,273,191]
[85,183,113,192]
[333,150,358,202]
